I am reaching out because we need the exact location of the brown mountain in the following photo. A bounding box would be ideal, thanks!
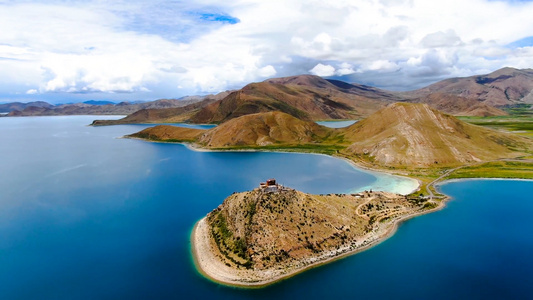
[268,75,402,101]
[189,75,402,124]
[197,111,334,147]
[405,67,533,107]
[129,111,336,148]
[340,103,532,167]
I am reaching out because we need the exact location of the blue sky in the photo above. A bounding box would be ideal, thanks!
[1,0,533,104]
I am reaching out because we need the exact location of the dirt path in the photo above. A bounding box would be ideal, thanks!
[355,197,372,219]
[425,167,462,199]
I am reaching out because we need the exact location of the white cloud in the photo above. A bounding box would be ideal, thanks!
[309,63,336,76]
[473,47,511,58]
[336,62,356,76]
[26,89,38,94]
[420,30,463,48]
[362,60,400,72]
[2,0,533,101]
[258,65,277,77]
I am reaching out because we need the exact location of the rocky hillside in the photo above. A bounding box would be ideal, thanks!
[406,67,533,107]
[340,103,532,167]
[201,186,428,277]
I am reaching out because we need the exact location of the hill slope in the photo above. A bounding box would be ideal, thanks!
[197,111,335,148]
[129,111,339,150]
[341,103,532,167]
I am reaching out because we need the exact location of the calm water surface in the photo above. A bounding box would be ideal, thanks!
[0,116,532,299]
[316,120,357,128]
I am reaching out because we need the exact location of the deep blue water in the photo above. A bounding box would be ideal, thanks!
[1,116,532,299]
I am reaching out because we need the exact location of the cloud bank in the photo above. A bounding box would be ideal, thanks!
[1,0,533,102]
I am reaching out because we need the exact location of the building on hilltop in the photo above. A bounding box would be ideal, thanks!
[259,178,280,193]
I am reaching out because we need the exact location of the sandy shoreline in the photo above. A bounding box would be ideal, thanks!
[336,156,420,195]
[191,199,446,288]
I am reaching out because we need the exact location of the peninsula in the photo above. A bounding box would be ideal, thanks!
[193,179,438,286]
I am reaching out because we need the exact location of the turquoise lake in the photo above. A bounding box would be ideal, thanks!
[1,116,532,299]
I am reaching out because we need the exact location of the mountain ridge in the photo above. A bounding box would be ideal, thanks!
[188,76,395,124]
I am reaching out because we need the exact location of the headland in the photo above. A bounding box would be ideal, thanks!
[191,180,441,287]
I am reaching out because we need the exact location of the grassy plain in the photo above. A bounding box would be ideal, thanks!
[445,161,533,180]
[458,104,533,138]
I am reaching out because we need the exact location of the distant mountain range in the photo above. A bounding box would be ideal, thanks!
[1,92,231,116]
[82,100,117,106]
[0,101,54,113]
